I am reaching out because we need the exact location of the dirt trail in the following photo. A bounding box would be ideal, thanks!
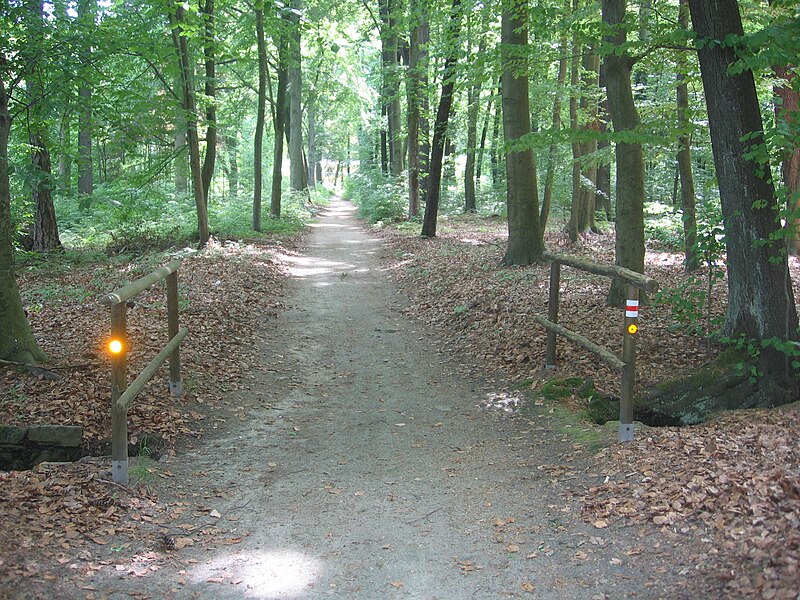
[93,201,700,599]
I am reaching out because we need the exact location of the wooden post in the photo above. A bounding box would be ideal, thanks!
[620,284,639,442]
[167,270,182,396]
[545,261,560,368]
[110,303,129,484]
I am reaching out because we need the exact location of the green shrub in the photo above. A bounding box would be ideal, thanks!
[343,169,406,224]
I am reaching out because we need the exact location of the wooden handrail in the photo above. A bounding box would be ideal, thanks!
[534,253,658,443]
[542,251,658,293]
[101,259,186,485]
[100,259,182,306]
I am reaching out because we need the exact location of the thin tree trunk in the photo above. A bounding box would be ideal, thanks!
[677,0,698,271]
[288,0,304,191]
[307,99,316,186]
[490,93,501,186]
[76,0,93,200]
[475,84,495,187]
[201,0,216,202]
[501,0,544,265]
[541,26,569,231]
[271,29,289,217]
[253,5,267,230]
[227,134,238,197]
[170,6,209,246]
[602,0,645,305]
[380,0,403,176]
[464,39,485,213]
[773,65,800,253]
[420,0,462,238]
[58,111,71,194]
[417,14,431,206]
[407,0,422,218]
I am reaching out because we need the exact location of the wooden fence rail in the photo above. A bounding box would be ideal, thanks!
[536,252,659,442]
[99,259,186,484]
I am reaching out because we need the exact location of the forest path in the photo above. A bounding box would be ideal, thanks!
[98,200,695,599]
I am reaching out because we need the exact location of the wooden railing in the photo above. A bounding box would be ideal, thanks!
[534,251,659,442]
[99,259,187,484]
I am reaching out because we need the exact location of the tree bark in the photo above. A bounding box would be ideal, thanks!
[25,0,62,253]
[407,0,423,218]
[773,65,800,254]
[76,0,93,200]
[500,0,544,265]
[0,63,47,362]
[271,27,289,218]
[201,0,217,202]
[420,0,461,238]
[464,30,486,213]
[541,24,568,232]
[380,0,404,176]
[170,5,209,246]
[676,0,698,271]
[287,0,305,192]
[307,99,317,186]
[688,0,799,399]
[602,0,645,305]
[253,4,267,230]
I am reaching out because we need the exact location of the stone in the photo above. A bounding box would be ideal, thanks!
[26,425,84,447]
[0,425,27,445]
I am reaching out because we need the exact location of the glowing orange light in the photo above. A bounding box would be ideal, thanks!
[109,339,124,354]
[627,324,639,335]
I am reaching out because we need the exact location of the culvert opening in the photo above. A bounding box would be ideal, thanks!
[0,426,166,472]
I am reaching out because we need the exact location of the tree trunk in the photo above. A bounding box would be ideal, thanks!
[407,0,423,218]
[490,92,502,186]
[29,133,62,253]
[417,14,431,207]
[688,0,799,400]
[76,0,93,200]
[201,0,216,203]
[475,84,496,187]
[676,0,698,272]
[500,0,544,265]
[170,5,209,246]
[58,112,71,193]
[253,5,267,230]
[25,0,62,253]
[0,67,46,363]
[227,134,238,197]
[602,0,645,305]
[541,23,568,231]
[288,0,305,192]
[773,65,800,254]
[420,0,461,238]
[307,99,316,186]
[380,0,403,176]
[271,29,289,218]
[464,37,486,213]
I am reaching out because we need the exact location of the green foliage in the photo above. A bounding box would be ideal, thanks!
[343,169,407,224]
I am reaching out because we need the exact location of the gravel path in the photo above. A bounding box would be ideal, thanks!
[94,200,702,599]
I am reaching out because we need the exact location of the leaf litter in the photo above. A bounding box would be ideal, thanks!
[1,237,291,594]
[376,215,800,599]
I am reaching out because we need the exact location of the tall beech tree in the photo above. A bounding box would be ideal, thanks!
[170,4,210,246]
[500,0,544,265]
[676,0,698,271]
[420,0,462,238]
[253,1,268,230]
[688,0,799,401]
[602,0,645,304]
[287,0,305,192]
[0,52,47,363]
